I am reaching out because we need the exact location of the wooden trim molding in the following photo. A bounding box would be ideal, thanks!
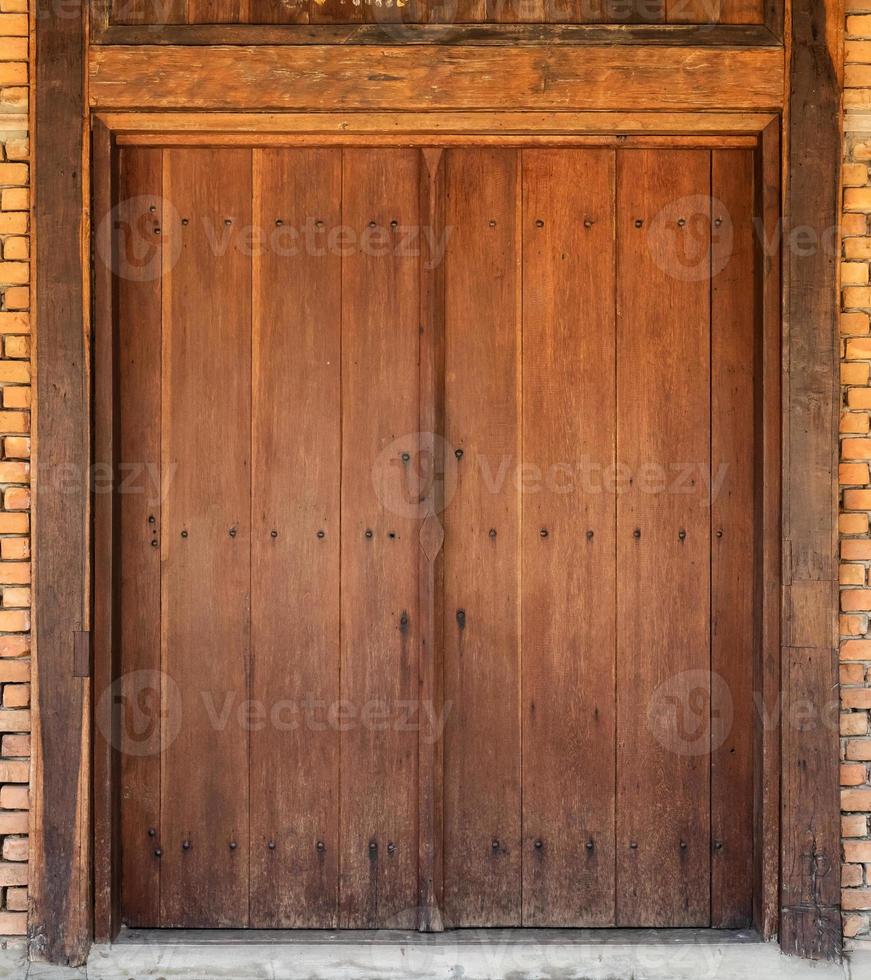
[779,0,844,960]
[31,0,92,968]
[90,22,781,46]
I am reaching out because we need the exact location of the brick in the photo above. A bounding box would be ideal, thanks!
[843,788,871,810]
[849,389,871,409]
[0,13,26,35]
[0,461,28,484]
[842,712,869,736]
[845,488,871,509]
[843,762,867,785]
[0,710,28,733]
[845,688,871,708]
[843,541,871,561]
[846,214,871,240]
[843,863,865,887]
[843,888,871,911]
[842,412,870,433]
[0,362,29,384]
[4,488,30,510]
[843,262,868,286]
[0,911,26,935]
[841,564,866,586]
[846,338,871,359]
[844,814,868,836]
[4,285,29,310]
[843,362,871,384]
[845,163,870,186]
[1,539,28,562]
[4,437,30,462]
[2,836,26,863]
[5,336,28,359]
[843,663,866,684]
[0,662,27,684]
[0,514,27,536]
[0,636,28,659]
[0,38,26,61]
[3,390,29,412]
[5,588,31,609]
[840,513,870,533]
[3,733,29,757]
[841,462,870,484]
[841,613,867,635]
[5,886,26,912]
[0,785,27,810]
[0,815,25,837]
[845,191,871,214]
[843,311,871,336]
[0,609,28,632]
[843,439,871,460]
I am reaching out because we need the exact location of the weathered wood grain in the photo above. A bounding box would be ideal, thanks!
[31,0,92,966]
[520,148,616,927]
[615,148,711,927]
[780,0,842,960]
[442,148,521,927]
[88,45,785,112]
[249,148,342,927]
[710,148,755,929]
[159,148,252,928]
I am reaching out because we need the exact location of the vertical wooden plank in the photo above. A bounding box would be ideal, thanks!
[443,147,521,928]
[339,148,420,930]
[615,148,711,927]
[249,148,342,928]
[520,148,616,927]
[710,148,755,929]
[781,0,842,957]
[92,118,118,944]
[417,147,446,934]
[114,146,164,929]
[754,118,781,944]
[31,0,91,965]
[159,148,252,928]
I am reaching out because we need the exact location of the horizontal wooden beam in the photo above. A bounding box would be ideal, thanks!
[88,44,785,112]
[97,110,778,135]
[92,22,779,46]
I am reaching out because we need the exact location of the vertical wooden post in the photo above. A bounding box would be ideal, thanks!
[417,147,446,933]
[31,0,92,967]
[781,0,843,959]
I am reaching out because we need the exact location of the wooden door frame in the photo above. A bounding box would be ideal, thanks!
[31,0,841,965]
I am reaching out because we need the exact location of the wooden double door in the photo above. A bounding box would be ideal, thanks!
[114,142,758,931]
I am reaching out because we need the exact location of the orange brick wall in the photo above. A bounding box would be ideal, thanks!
[0,1,30,940]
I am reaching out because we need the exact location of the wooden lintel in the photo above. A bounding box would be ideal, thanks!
[88,45,785,113]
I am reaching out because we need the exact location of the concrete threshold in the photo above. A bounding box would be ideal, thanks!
[16,929,865,980]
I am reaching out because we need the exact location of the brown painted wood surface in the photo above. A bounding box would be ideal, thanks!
[780,0,842,960]
[31,0,92,965]
[520,148,616,927]
[87,45,785,112]
[159,148,252,927]
[442,147,521,928]
[339,149,421,929]
[249,148,342,927]
[615,148,711,927]
[710,148,755,929]
[116,146,164,929]
[107,0,764,23]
